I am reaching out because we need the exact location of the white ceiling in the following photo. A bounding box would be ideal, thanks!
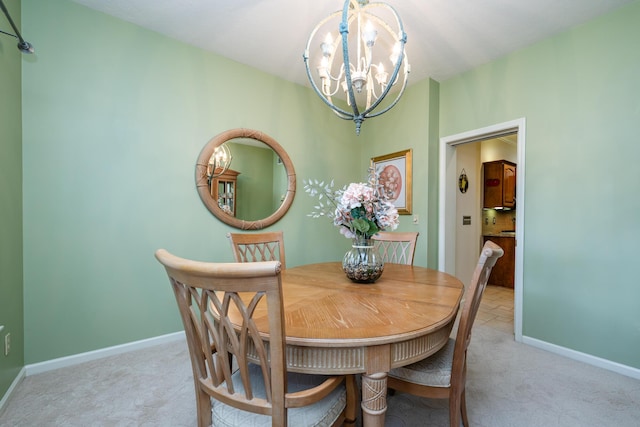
[71,0,632,85]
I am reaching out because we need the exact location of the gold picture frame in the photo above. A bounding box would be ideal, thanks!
[371,148,412,215]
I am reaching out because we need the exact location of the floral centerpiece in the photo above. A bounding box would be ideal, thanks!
[304,169,399,283]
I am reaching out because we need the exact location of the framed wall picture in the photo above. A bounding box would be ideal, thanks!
[371,148,412,215]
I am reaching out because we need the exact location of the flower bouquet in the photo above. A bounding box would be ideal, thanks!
[304,169,399,282]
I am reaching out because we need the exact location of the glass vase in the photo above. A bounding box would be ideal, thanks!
[342,236,384,283]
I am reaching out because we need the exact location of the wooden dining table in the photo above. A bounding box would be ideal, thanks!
[243,261,464,427]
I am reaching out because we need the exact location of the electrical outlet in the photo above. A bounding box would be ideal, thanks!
[4,333,10,356]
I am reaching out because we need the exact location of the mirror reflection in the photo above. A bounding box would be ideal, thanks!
[206,143,235,214]
[196,129,296,230]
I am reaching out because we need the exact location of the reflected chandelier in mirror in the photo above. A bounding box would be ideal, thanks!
[195,129,296,230]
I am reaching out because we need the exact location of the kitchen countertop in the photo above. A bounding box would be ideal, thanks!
[483,231,516,238]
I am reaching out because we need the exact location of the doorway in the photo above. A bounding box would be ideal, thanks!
[438,118,525,342]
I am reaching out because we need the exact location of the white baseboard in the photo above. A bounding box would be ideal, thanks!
[3,330,638,415]
[25,331,185,376]
[1,332,185,415]
[0,367,26,415]
[522,335,640,380]
[0,331,185,414]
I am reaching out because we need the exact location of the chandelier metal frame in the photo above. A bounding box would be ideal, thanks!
[303,0,410,135]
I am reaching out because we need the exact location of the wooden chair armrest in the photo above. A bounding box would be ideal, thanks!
[285,376,345,408]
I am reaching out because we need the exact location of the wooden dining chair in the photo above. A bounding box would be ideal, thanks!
[386,240,504,427]
[227,231,286,269]
[155,249,357,427]
[372,231,419,265]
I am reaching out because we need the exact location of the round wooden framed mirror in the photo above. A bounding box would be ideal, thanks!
[195,129,296,230]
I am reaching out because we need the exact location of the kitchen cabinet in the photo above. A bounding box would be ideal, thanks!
[483,160,516,209]
[211,169,240,216]
[483,235,515,288]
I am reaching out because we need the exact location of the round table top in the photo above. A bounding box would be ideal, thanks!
[265,262,464,347]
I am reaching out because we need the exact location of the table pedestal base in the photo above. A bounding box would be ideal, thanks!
[362,372,388,427]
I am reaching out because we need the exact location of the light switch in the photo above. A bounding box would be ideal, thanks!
[463,216,471,225]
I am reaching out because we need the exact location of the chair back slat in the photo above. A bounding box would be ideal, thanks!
[451,241,504,380]
[156,249,285,425]
[372,231,419,265]
[386,240,503,427]
[227,231,287,269]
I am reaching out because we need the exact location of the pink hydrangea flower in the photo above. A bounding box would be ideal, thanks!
[304,169,399,239]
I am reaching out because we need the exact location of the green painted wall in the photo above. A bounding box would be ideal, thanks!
[362,78,435,267]
[19,0,371,364]
[0,0,25,400]
[440,1,640,367]
[5,0,636,397]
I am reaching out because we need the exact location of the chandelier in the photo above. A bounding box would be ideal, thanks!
[206,143,233,190]
[304,0,410,135]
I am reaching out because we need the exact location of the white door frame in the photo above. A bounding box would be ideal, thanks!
[438,118,526,342]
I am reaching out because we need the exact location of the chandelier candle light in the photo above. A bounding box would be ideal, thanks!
[304,0,410,135]
[206,143,233,191]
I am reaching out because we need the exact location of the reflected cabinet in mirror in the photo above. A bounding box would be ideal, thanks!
[195,129,296,230]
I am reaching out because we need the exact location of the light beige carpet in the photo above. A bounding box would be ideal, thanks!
[1,325,639,426]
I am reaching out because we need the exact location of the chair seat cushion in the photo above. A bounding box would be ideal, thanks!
[388,338,455,387]
[211,364,346,427]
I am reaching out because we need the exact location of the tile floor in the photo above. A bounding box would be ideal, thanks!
[477,284,514,334]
